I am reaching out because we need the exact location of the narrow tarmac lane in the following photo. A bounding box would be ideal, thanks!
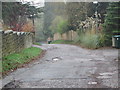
[2,44,118,88]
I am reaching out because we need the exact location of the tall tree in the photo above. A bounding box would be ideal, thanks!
[66,2,88,31]
[43,2,67,38]
[2,2,27,31]
[104,2,120,45]
[49,16,68,34]
[2,2,43,31]
[66,2,109,31]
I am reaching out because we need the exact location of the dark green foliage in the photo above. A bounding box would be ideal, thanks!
[2,2,43,31]
[87,2,109,23]
[104,2,120,46]
[44,2,108,37]
[0,2,2,20]
[66,2,88,31]
[2,2,25,31]
[66,2,109,31]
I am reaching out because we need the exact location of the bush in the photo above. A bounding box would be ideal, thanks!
[75,30,105,49]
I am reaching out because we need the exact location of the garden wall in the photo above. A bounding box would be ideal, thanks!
[0,30,34,58]
[53,30,78,41]
[53,16,102,41]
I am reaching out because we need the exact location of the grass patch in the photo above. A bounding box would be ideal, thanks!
[51,40,74,44]
[50,31,105,49]
[34,42,42,46]
[0,61,2,74]
[2,47,42,74]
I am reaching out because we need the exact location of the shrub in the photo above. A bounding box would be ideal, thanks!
[21,21,34,32]
[75,30,105,49]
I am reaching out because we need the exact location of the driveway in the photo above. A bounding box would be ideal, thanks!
[1,44,118,88]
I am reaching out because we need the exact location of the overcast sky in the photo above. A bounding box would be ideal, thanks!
[22,0,44,7]
[23,0,44,3]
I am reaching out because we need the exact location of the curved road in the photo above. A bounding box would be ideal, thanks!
[2,44,118,88]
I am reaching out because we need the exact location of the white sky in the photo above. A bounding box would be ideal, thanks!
[22,0,44,7]
[23,0,44,3]
[21,0,120,8]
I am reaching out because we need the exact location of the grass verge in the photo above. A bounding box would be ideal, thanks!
[51,32,105,49]
[51,40,74,44]
[33,42,42,46]
[1,47,42,76]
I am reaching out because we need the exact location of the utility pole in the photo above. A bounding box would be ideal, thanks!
[93,1,100,34]
[95,11,98,33]
[0,1,2,30]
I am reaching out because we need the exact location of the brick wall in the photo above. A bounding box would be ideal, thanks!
[0,30,34,57]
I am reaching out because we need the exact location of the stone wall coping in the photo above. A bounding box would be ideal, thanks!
[21,32,25,35]
[1,30,33,57]
[0,30,32,35]
[24,32,27,34]
[17,32,21,35]
[28,32,31,34]
[4,30,13,34]
[25,32,29,35]
[13,31,17,34]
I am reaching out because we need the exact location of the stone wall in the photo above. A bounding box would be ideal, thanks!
[53,30,78,41]
[0,30,34,57]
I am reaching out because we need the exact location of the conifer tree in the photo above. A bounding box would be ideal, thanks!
[104,2,120,45]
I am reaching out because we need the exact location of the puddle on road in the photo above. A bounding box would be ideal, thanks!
[52,57,62,61]
[90,58,105,62]
[99,72,114,76]
[90,60,102,62]
[45,57,62,62]
[97,75,111,79]
[96,72,114,79]
[88,81,97,85]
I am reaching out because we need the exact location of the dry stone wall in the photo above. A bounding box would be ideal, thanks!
[0,30,34,58]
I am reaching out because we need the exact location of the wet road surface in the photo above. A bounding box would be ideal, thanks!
[1,44,119,88]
